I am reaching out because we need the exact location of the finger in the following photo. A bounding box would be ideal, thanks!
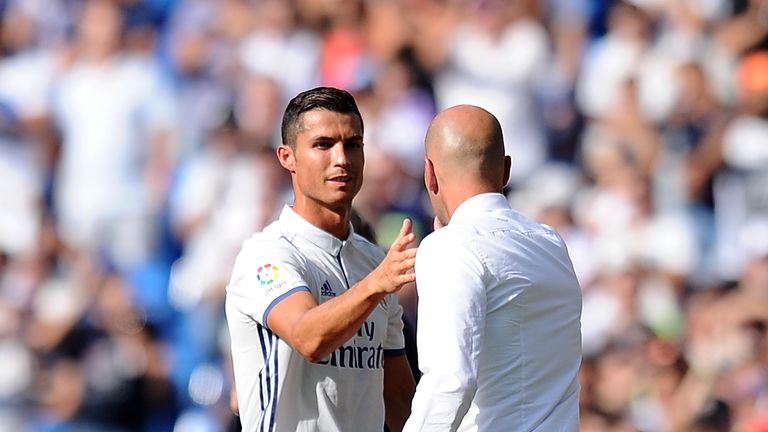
[399,257,416,272]
[390,243,417,263]
[392,230,416,251]
[401,272,416,284]
[393,272,416,289]
[433,216,444,231]
[398,217,413,240]
[401,232,416,248]
[399,248,418,260]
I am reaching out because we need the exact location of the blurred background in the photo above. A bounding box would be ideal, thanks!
[0,0,767,430]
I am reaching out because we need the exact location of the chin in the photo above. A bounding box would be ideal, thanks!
[324,193,355,208]
[331,185,360,200]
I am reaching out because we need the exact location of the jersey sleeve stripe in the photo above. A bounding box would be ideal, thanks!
[383,348,407,358]
[261,285,311,326]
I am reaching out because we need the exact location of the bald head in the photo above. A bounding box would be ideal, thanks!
[425,105,507,189]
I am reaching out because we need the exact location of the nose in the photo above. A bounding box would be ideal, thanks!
[332,142,350,167]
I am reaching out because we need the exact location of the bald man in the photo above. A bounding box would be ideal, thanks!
[404,105,582,431]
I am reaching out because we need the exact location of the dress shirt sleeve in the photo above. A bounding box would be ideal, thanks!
[404,232,487,432]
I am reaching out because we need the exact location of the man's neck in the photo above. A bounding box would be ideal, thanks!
[293,198,351,240]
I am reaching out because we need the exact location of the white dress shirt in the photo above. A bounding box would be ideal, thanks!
[405,193,582,432]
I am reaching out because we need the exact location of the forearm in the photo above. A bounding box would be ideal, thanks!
[384,355,416,432]
[290,279,386,362]
[268,218,416,362]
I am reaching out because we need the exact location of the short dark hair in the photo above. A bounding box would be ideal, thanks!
[280,87,364,148]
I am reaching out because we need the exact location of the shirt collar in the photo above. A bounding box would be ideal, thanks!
[450,192,510,225]
[279,205,352,255]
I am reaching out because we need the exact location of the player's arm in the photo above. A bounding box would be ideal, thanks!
[384,352,416,432]
[267,219,417,362]
[403,235,487,432]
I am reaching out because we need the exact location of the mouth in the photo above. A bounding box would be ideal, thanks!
[327,175,354,184]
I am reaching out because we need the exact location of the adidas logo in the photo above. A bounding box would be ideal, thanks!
[320,280,336,297]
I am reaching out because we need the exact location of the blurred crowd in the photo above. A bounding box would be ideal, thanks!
[0,0,767,430]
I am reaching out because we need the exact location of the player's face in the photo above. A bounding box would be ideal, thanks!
[284,110,364,211]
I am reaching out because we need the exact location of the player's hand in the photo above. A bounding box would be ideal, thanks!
[433,216,444,231]
[370,218,417,294]
[230,387,239,417]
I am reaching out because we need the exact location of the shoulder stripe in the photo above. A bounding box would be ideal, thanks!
[262,286,311,325]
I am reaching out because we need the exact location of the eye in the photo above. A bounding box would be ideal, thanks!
[314,139,334,149]
[345,139,363,150]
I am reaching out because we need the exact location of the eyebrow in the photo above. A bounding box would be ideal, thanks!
[309,134,363,142]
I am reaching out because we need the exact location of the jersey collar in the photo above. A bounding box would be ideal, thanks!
[279,205,352,255]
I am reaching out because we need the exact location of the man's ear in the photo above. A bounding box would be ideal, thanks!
[277,144,296,173]
[502,155,512,187]
[425,158,439,195]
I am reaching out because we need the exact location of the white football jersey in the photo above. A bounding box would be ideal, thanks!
[226,206,406,432]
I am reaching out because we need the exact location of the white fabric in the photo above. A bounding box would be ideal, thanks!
[226,206,405,432]
[239,29,320,105]
[0,49,56,118]
[722,115,768,170]
[405,193,582,432]
[713,115,768,279]
[168,149,283,311]
[433,20,549,184]
[576,35,643,119]
[0,145,41,256]
[0,49,55,255]
[52,55,177,266]
[53,57,175,223]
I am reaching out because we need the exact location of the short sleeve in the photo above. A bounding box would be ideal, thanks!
[226,236,313,326]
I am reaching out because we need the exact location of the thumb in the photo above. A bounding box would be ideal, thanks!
[399,217,413,237]
[433,216,444,231]
[392,217,414,250]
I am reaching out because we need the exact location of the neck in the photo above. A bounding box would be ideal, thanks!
[293,196,351,240]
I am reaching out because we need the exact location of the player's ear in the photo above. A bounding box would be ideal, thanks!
[277,144,296,173]
[425,157,438,195]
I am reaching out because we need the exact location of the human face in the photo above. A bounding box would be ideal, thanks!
[279,109,364,213]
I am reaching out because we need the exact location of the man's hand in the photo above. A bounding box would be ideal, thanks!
[370,218,417,294]
[230,386,239,417]
[433,216,444,231]
[266,217,418,362]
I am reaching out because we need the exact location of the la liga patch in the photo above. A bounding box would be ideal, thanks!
[257,263,279,285]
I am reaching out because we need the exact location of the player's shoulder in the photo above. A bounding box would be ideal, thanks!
[416,225,463,262]
[491,210,567,256]
[497,207,557,236]
[239,224,306,265]
[421,224,462,247]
